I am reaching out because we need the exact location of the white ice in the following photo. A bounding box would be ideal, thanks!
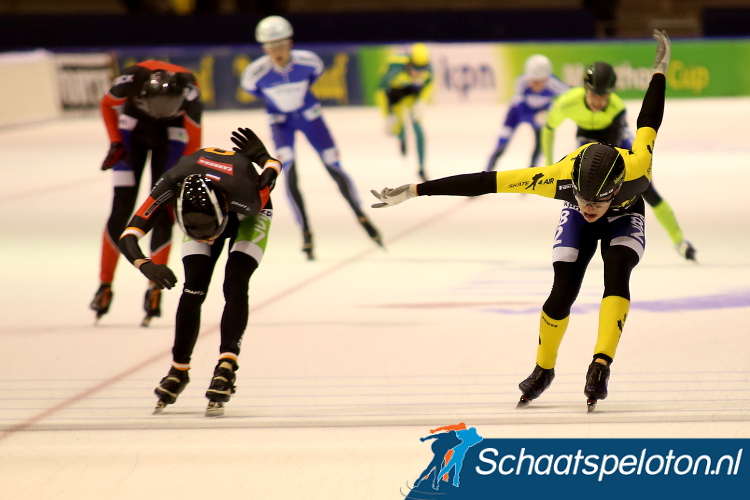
[1,98,749,499]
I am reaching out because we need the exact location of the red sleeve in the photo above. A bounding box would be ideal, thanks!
[100,93,127,143]
[183,115,202,155]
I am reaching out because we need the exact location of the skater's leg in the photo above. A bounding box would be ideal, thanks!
[486,105,520,172]
[173,239,224,365]
[92,139,147,317]
[220,205,272,358]
[644,184,695,259]
[540,205,597,367]
[529,125,542,168]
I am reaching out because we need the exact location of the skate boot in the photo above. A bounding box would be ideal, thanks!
[153,366,189,414]
[358,216,384,249]
[302,230,314,261]
[584,361,610,412]
[90,283,113,322]
[517,364,555,408]
[418,167,428,182]
[141,285,162,327]
[677,240,697,262]
[205,360,237,417]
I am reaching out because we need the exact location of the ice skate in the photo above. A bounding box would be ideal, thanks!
[153,366,189,414]
[302,230,314,261]
[358,216,384,249]
[677,240,697,262]
[205,360,237,417]
[141,285,162,327]
[584,361,610,412]
[418,167,428,182]
[517,364,555,408]
[90,283,113,323]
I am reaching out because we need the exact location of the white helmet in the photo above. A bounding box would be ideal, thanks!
[524,54,552,80]
[255,15,293,44]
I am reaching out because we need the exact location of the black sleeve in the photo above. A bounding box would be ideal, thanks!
[417,172,497,197]
[636,73,666,132]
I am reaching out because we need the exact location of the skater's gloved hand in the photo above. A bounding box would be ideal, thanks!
[139,261,177,290]
[101,142,126,170]
[258,164,279,191]
[652,29,671,75]
[231,127,272,165]
[370,184,417,208]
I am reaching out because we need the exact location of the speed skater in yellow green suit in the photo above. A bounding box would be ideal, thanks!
[371,31,672,412]
[542,60,696,261]
[376,43,434,182]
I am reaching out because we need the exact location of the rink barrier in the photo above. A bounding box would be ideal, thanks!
[0,50,62,127]
[0,38,744,125]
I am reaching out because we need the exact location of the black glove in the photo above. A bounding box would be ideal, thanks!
[101,142,126,171]
[258,167,278,191]
[231,127,272,166]
[139,261,177,290]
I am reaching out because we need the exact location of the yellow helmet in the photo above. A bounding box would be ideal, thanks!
[410,43,430,68]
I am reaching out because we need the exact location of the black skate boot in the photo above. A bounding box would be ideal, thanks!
[418,167,428,182]
[358,216,384,249]
[142,285,162,327]
[584,361,610,412]
[90,283,113,322]
[302,230,314,261]
[205,360,237,417]
[153,366,189,414]
[517,364,555,408]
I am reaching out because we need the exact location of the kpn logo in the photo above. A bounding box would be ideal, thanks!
[404,422,484,499]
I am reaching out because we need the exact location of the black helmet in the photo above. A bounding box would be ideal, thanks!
[176,174,229,241]
[135,70,185,118]
[583,62,616,96]
[571,143,625,202]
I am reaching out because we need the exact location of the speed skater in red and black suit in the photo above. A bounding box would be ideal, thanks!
[91,60,202,326]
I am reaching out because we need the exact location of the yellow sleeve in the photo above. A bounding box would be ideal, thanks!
[495,163,564,198]
[624,126,657,181]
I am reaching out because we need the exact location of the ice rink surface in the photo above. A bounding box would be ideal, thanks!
[1,98,749,499]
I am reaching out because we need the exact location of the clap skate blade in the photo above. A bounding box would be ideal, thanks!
[205,401,225,417]
[516,395,532,409]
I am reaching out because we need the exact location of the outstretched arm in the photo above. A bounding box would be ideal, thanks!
[637,30,670,132]
[371,172,497,208]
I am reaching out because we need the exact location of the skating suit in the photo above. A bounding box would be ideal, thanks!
[120,148,273,363]
[240,50,364,230]
[487,73,568,169]
[541,87,631,165]
[98,61,202,284]
[498,74,568,139]
[376,53,434,111]
[240,50,334,169]
[102,60,202,189]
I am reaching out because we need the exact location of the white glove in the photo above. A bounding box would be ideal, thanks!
[653,29,671,75]
[370,184,417,208]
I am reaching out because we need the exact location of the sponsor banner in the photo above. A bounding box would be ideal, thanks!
[112,44,362,111]
[496,39,747,99]
[55,52,116,114]
[357,43,504,105]
[403,424,749,499]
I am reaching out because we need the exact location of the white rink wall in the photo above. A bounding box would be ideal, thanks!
[0,50,61,128]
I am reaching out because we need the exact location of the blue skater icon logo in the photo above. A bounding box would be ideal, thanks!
[405,423,484,498]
